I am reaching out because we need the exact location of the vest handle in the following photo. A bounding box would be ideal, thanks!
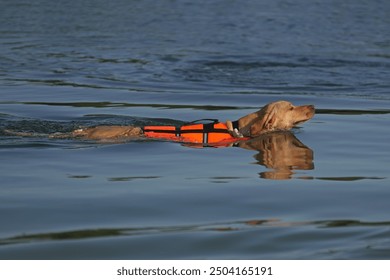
[184,119,219,125]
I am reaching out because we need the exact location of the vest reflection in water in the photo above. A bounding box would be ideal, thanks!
[237,131,314,180]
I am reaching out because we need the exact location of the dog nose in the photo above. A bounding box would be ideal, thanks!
[306,105,315,112]
[306,105,315,117]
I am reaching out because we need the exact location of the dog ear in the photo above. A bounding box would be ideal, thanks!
[262,107,277,130]
[249,103,277,136]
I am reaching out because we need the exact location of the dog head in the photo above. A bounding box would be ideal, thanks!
[238,100,315,137]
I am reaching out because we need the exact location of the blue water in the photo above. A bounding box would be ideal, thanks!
[0,0,389,259]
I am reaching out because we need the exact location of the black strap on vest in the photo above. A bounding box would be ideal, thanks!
[232,120,239,130]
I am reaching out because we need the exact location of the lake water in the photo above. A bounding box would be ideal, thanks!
[0,0,389,259]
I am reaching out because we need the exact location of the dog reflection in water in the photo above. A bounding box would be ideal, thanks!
[238,131,314,180]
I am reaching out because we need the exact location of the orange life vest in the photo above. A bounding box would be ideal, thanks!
[143,120,248,145]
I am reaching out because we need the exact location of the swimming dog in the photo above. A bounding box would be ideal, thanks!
[68,100,315,144]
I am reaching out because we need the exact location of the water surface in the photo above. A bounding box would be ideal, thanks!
[0,0,389,259]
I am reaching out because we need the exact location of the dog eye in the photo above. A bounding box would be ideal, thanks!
[289,107,294,111]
